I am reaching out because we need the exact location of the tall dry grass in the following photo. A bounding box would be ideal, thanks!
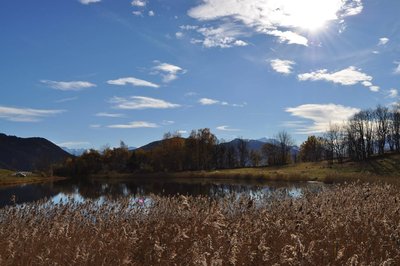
[0,183,399,265]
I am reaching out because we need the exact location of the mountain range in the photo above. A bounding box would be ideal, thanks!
[0,133,71,171]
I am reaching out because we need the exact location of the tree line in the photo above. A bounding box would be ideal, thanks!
[299,104,400,163]
[54,129,295,176]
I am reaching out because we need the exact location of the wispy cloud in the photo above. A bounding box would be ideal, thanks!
[285,103,360,134]
[378,37,389,46]
[110,96,180,110]
[0,105,64,122]
[95,112,124,118]
[148,10,155,16]
[199,98,220,105]
[270,59,296,74]
[188,0,362,47]
[55,97,78,103]
[153,62,186,82]
[394,62,400,75]
[107,77,159,88]
[187,23,249,48]
[198,98,246,107]
[266,30,308,46]
[387,88,398,99]
[161,120,175,125]
[132,11,143,16]
[131,0,146,7]
[298,66,379,92]
[216,125,240,132]
[78,0,101,5]
[41,80,96,91]
[108,121,158,129]
[57,141,90,148]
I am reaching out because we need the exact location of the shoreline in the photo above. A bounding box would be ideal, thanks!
[0,175,68,188]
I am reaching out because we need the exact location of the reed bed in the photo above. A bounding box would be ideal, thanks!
[0,183,399,265]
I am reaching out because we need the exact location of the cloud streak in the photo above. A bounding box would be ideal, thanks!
[78,0,101,5]
[110,96,180,110]
[0,105,64,122]
[107,77,159,88]
[108,121,158,129]
[285,103,360,134]
[216,125,240,132]
[198,98,246,107]
[95,112,124,118]
[41,80,96,91]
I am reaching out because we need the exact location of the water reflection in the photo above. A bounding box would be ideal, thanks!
[0,177,326,208]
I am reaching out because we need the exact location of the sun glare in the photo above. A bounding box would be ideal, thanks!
[277,0,342,32]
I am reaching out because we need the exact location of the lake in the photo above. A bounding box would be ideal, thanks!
[0,177,327,208]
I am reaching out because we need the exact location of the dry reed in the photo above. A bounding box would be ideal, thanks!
[0,182,399,265]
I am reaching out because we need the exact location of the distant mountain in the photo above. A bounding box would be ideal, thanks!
[137,139,164,151]
[62,147,87,156]
[0,133,71,171]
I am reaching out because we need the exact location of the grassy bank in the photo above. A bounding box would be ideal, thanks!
[94,153,400,183]
[0,183,399,264]
[0,169,65,187]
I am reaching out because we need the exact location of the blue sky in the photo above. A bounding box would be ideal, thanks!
[1,0,399,149]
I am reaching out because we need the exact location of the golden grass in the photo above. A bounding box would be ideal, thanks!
[94,154,400,184]
[0,169,65,187]
[0,182,399,264]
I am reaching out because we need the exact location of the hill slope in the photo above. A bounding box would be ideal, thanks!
[0,133,71,171]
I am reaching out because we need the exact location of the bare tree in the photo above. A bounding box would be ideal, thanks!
[276,131,294,165]
[237,138,249,168]
[373,105,389,155]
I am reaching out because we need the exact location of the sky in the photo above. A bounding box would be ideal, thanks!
[1,0,400,149]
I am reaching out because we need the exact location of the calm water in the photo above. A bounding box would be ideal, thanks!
[0,177,326,208]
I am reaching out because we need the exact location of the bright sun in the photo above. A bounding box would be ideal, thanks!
[278,0,341,32]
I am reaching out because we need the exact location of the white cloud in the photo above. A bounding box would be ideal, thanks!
[78,0,101,5]
[266,30,308,46]
[176,32,184,39]
[132,11,143,16]
[57,141,90,148]
[148,10,155,16]
[95,112,124,118]
[270,59,295,74]
[188,0,362,47]
[394,62,400,75]
[298,66,379,92]
[108,121,158,129]
[378,37,389,46]
[199,98,220,105]
[153,62,186,82]
[177,130,188,135]
[107,77,159,88]
[0,105,64,122]
[131,0,146,7]
[285,103,360,134]
[216,125,240,132]
[90,124,101,128]
[388,88,398,99]
[41,80,96,91]
[110,96,180,110]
